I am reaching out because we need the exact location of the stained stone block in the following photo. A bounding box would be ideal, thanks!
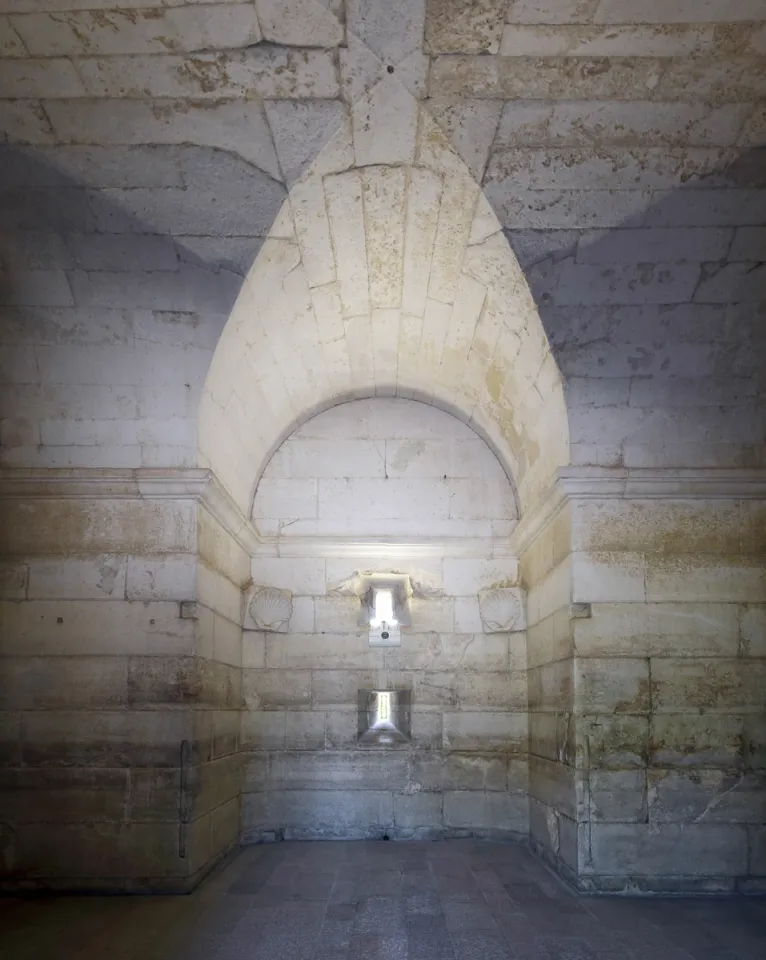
[588,822,749,878]
[443,790,528,833]
[426,0,508,54]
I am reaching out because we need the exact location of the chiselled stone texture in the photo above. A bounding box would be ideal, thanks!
[0,481,249,891]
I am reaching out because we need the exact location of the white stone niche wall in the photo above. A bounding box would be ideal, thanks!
[242,397,529,841]
[253,398,517,540]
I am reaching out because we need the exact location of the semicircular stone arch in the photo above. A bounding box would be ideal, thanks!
[198,78,570,522]
[253,396,519,542]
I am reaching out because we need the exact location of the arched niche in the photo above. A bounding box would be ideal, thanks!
[198,79,570,522]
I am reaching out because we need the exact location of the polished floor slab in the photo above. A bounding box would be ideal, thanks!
[1,842,764,960]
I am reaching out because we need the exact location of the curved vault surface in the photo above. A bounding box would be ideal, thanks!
[199,78,569,524]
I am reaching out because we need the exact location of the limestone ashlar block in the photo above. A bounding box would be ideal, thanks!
[198,507,251,588]
[313,595,364,634]
[45,99,281,177]
[311,669,379,706]
[576,714,649,770]
[0,100,55,143]
[0,712,22,767]
[588,769,648,823]
[1,820,193,884]
[265,438,385,480]
[587,822,749,879]
[645,188,766,228]
[242,789,394,839]
[127,656,241,709]
[211,709,241,760]
[649,714,747,770]
[647,769,766,825]
[526,608,572,669]
[595,0,766,23]
[0,767,129,824]
[442,710,527,754]
[285,711,327,750]
[486,147,733,193]
[527,659,573,713]
[242,668,311,711]
[255,0,344,47]
[125,554,196,602]
[410,752,508,792]
[245,750,409,793]
[265,632,385,670]
[486,186,652,231]
[393,792,443,830]
[528,754,577,820]
[529,711,575,767]
[0,599,195,657]
[0,497,196,555]
[576,227,733,265]
[0,57,84,98]
[442,558,519,596]
[652,658,766,714]
[11,6,261,57]
[429,55,664,100]
[410,710,443,751]
[345,0,426,64]
[456,671,527,712]
[741,605,766,658]
[573,601,740,658]
[574,657,650,715]
[426,0,507,55]
[749,824,766,877]
[384,633,509,672]
[0,561,28,600]
[241,711,287,752]
[500,23,763,58]
[443,791,528,834]
[193,754,243,818]
[0,656,127,711]
[209,794,240,858]
[242,631,266,669]
[494,100,750,148]
[21,709,193,768]
[572,551,646,604]
[0,16,25,56]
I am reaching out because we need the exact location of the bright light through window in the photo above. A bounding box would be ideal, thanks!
[371,587,397,627]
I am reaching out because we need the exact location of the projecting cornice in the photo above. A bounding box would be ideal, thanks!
[0,467,261,557]
[509,467,766,558]
[2,467,765,563]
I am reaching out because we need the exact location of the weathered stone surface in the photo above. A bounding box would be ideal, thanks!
[588,822,749,877]
[443,790,528,833]
[426,0,508,54]
[2,0,766,896]
[647,770,766,824]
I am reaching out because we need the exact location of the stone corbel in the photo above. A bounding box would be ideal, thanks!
[246,585,293,633]
[478,587,525,633]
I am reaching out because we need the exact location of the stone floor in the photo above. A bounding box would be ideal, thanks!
[1,842,765,960]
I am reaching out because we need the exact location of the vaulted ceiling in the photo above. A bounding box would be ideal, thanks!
[1,1,764,510]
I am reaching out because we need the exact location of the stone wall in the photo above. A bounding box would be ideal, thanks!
[520,499,578,882]
[0,474,248,891]
[242,399,528,841]
[569,489,766,893]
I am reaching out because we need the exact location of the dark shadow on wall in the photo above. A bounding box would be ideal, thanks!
[0,141,764,469]
[500,146,766,469]
[0,143,286,463]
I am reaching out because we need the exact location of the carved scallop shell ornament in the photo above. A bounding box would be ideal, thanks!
[478,588,524,633]
[248,585,293,633]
